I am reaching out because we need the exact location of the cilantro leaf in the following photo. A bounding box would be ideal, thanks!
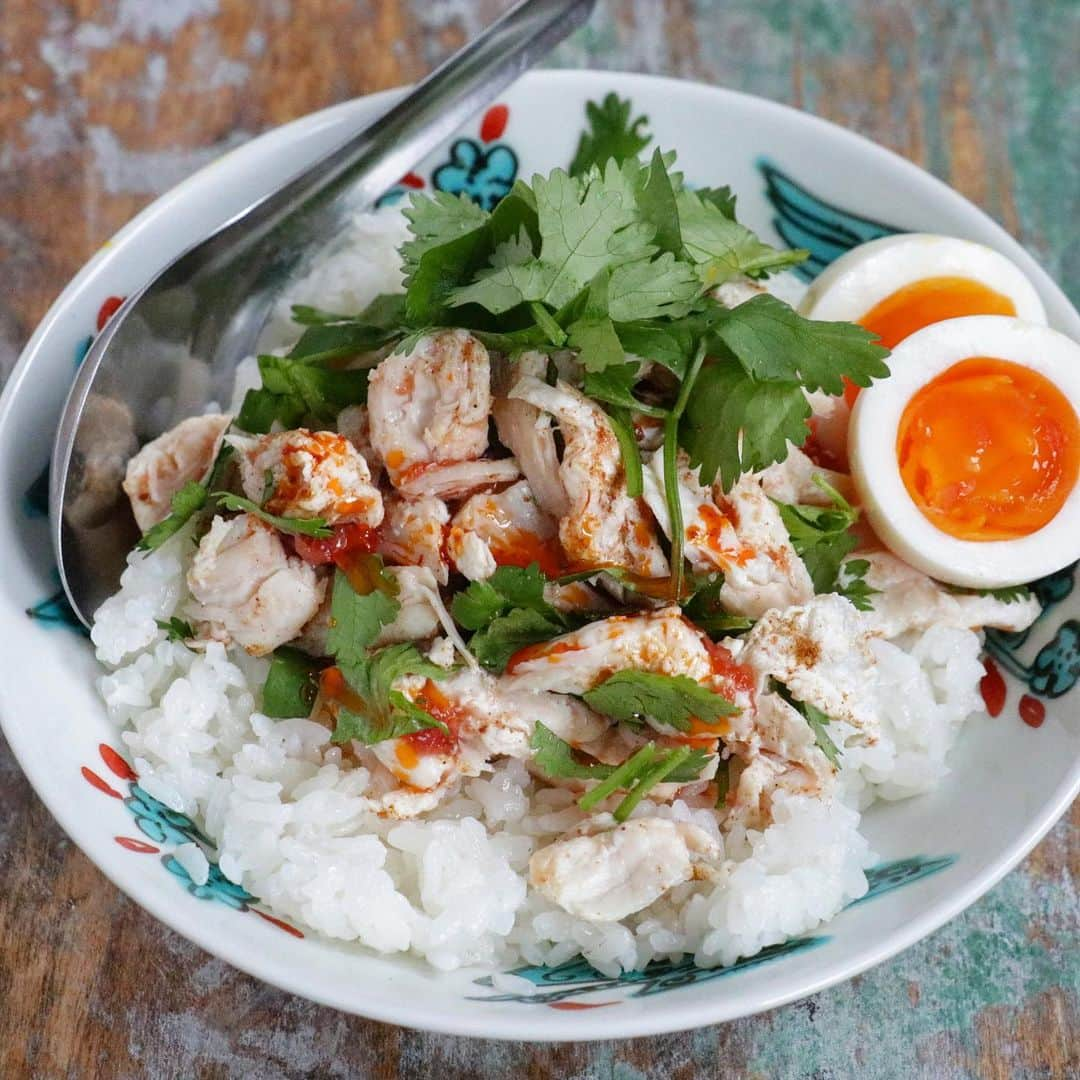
[469,607,566,674]
[453,565,570,673]
[682,575,756,638]
[401,190,490,283]
[137,481,208,552]
[607,252,701,322]
[155,616,195,642]
[773,681,841,767]
[286,322,399,364]
[450,166,655,315]
[325,563,401,668]
[713,294,890,395]
[262,647,323,719]
[837,558,877,612]
[567,315,625,373]
[569,93,652,176]
[774,475,862,594]
[214,493,332,538]
[680,360,811,490]
[614,320,697,379]
[632,148,682,255]
[583,671,737,733]
[677,188,808,284]
[452,563,552,630]
[581,361,665,416]
[291,293,406,329]
[237,353,369,434]
[695,185,737,219]
[944,582,1035,604]
[330,644,447,745]
[531,722,615,781]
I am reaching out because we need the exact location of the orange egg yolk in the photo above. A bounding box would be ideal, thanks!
[896,357,1079,541]
[845,276,1017,406]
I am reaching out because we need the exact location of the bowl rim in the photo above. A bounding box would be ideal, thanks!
[2,67,1078,1041]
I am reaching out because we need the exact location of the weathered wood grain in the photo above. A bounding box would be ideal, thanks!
[1,1,1077,1076]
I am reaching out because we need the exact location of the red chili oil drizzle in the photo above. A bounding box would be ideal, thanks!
[293,522,380,567]
[1018,694,1046,728]
[979,658,1007,718]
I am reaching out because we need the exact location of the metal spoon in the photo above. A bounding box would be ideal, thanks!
[49,0,595,628]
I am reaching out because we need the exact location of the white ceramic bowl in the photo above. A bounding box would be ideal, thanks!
[2,70,1078,1040]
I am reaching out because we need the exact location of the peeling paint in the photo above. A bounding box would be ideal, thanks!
[114,0,220,43]
[86,125,250,195]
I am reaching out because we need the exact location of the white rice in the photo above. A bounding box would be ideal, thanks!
[90,208,989,974]
[94,533,985,974]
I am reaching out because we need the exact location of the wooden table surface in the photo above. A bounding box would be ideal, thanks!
[1,2,1077,1076]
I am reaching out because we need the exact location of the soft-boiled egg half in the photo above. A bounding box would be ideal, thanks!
[851,315,1080,588]
[801,234,1047,404]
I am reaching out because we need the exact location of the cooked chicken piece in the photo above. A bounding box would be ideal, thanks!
[509,376,668,578]
[720,690,837,831]
[447,479,561,581]
[185,514,325,655]
[123,413,230,531]
[351,748,460,818]
[504,606,719,696]
[336,404,382,481]
[493,352,572,519]
[367,328,491,487]
[375,567,442,645]
[378,495,450,584]
[231,429,383,527]
[530,818,720,921]
[855,551,1042,638]
[396,457,521,501]
[730,593,878,733]
[357,669,607,814]
[642,447,753,575]
[716,476,815,618]
[371,738,457,792]
[756,445,855,507]
[642,449,813,618]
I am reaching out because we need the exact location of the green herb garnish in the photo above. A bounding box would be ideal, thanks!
[583,670,737,733]
[262,646,323,719]
[330,644,448,746]
[137,481,208,552]
[155,616,195,643]
[774,474,863,596]
[213,493,332,538]
[469,607,567,674]
[569,92,652,177]
[530,724,712,823]
[773,681,842,767]
[944,583,1034,604]
[837,558,877,612]
[325,561,401,666]
[452,564,570,673]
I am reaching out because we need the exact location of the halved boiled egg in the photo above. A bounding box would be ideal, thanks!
[802,235,1047,404]
[850,316,1080,588]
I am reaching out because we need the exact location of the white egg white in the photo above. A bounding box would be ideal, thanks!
[800,233,1046,325]
[850,315,1080,588]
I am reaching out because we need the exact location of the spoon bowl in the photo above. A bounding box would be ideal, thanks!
[49,0,596,626]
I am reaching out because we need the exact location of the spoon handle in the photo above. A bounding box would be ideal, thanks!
[212,0,596,251]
